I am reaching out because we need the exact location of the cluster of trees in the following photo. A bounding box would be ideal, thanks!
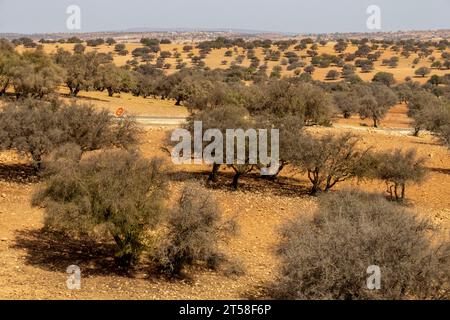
[0,97,237,277]
[3,34,448,104]
[0,41,64,98]
[173,77,428,201]
[404,89,450,144]
[330,82,398,127]
[2,37,449,167]
[34,150,237,276]
[327,75,450,146]
[0,98,138,166]
[1,35,449,296]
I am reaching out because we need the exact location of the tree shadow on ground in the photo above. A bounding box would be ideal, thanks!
[60,93,110,103]
[13,228,136,277]
[0,163,39,184]
[410,139,442,147]
[429,167,450,175]
[168,169,311,198]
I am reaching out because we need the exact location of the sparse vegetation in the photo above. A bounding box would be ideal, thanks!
[32,150,168,267]
[150,184,237,277]
[272,190,449,299]
[289,132,373,195]
[0,33,449,299]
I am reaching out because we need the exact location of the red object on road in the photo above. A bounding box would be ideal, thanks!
[115,107,125,117]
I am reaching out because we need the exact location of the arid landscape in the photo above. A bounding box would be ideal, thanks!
[0,2,449,303]
[0,117,449,299]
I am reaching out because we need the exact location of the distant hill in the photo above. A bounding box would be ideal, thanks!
[1,28,448,42]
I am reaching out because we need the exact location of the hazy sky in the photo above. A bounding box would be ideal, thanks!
[0,0,449,34]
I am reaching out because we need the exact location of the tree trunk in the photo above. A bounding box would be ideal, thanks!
[208,163,221,182]
[0,80,9,96]
[262,161,286,181]
[107,88,114,97]
[175,98,182,106]
[308,169,321,195]
[231,172,241,190]
[310,183,320,196]
[373,117,378,128]
[72,87,80,97]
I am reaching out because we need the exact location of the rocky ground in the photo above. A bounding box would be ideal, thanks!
[0,115,449,299]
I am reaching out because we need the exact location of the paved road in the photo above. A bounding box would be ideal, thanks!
[131,116,426,137]
[332,124,428,136]
[133,116,186,127]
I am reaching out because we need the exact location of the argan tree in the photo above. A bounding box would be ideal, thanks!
[358,84,398,127]
[150,184,236,277]
[183,104,253,187]
[325,69,340,80]
[0,39,19,95]
[333,90,360,119]
[54,50,105,96]
[96,63,135,96]
[415,66,431,78]
[372,72,396,87]
[291,132,373,195]
[11,48,64,98]
[406,91,441,136]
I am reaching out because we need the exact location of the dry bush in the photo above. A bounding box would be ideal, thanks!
[32,150,168,267]
[272,190,449,300]
[150,183,237,277]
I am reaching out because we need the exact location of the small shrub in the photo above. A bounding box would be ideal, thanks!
[150,184,237,277]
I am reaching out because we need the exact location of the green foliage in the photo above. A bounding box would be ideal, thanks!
[97,63,135,96]
[372,72,396,87]
[415,66,431,77]
[374,148,427,201]
[358,84,398,127]
[9,48,64,98]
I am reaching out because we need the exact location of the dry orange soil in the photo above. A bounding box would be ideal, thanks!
[1,42,449,299]
[0,107,449,299]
